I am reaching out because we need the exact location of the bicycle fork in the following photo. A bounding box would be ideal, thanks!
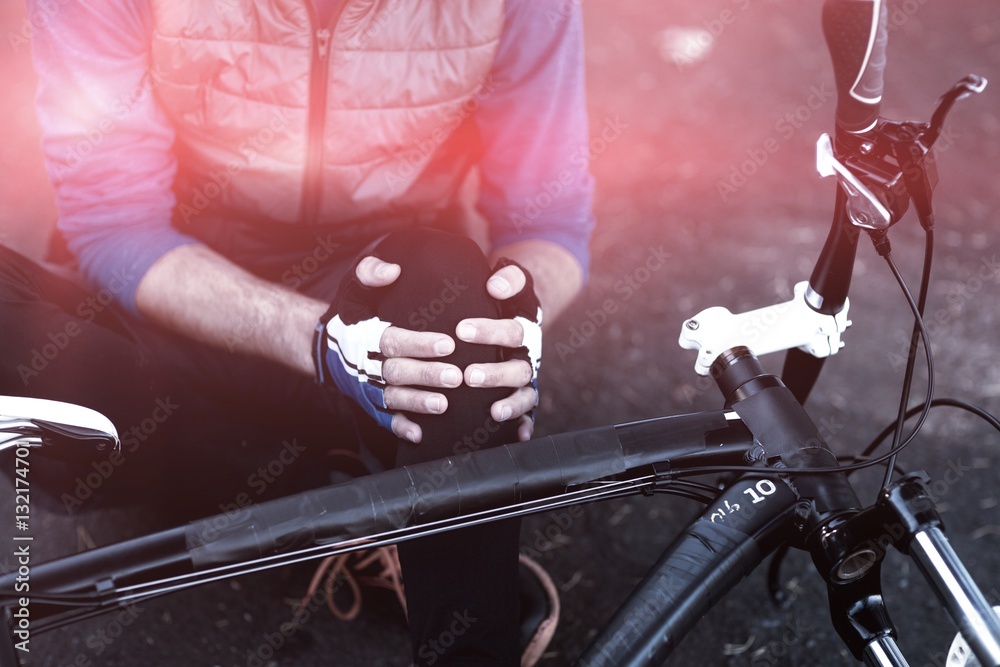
[804,473,1000,667]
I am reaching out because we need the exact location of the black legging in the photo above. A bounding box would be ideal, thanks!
[0,244,349,520]
[366,230,522,666]
[0,228,521,665]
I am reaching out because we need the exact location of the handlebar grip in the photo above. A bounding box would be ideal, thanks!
[822,0,888,134]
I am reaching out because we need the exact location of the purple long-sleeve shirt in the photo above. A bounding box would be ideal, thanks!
[29,0,595,315]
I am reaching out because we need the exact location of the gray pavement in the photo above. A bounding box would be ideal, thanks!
[1,1,999,665]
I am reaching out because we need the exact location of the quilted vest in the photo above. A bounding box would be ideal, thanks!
[149,0,505,232]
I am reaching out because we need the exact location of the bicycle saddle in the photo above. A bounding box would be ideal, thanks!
[0,395,120,456]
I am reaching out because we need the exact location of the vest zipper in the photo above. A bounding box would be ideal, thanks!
[302,5,340,224]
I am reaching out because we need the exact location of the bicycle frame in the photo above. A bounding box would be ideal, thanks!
[0,387,848,665]
[3,3,999,666]
[3,209,1000,661]
[3,349,998,666]
[0,410,758,636]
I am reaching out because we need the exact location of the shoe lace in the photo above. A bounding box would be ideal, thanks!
[298,545,407,621]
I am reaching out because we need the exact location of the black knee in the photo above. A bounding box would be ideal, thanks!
[368,229,517,465]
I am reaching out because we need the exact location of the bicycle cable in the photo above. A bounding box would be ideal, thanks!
[7,469,727,629]
[877,246,936,477]
[881,228,935,490]
[11,474,662,627]
[649,478,719,504]
[862,398,1000,459]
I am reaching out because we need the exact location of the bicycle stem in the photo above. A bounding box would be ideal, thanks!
[683,1,887,403]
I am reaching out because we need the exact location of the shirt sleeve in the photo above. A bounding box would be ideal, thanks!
[29,0,198,315]
[474,0,596,276]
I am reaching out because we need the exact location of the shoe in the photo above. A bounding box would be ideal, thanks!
[298,547,560,666]
[517,554,560,667]
[298,545,407,621]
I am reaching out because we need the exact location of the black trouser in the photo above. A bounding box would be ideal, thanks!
[0,228,521,666]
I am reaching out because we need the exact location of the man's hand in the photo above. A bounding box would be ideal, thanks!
[352,256,463,444]
[355,257,539,444]
[455,262,539,442]
[138,241,575,447]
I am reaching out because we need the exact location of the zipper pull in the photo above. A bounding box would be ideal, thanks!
[316,28,331,61]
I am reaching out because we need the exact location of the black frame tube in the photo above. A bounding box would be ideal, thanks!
[578,349,864,666]
[183,410,751,569]
[0,410,754,628]
[575,480,799,666]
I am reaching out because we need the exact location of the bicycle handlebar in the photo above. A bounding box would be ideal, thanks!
[780,2,889,398]
[823,0,888,135]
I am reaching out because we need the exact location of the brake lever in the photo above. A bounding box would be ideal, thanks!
[886,74,987,231]
[818,74,988,234]
[924,74,987,148]
[816,133,893,230]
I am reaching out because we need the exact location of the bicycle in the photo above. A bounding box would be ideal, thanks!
[2,2,999,665]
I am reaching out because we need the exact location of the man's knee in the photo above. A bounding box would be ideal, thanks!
[368,230,516,464]
[370,229,500,336]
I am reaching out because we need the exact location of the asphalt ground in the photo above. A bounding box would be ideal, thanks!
[1,1,999,666]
